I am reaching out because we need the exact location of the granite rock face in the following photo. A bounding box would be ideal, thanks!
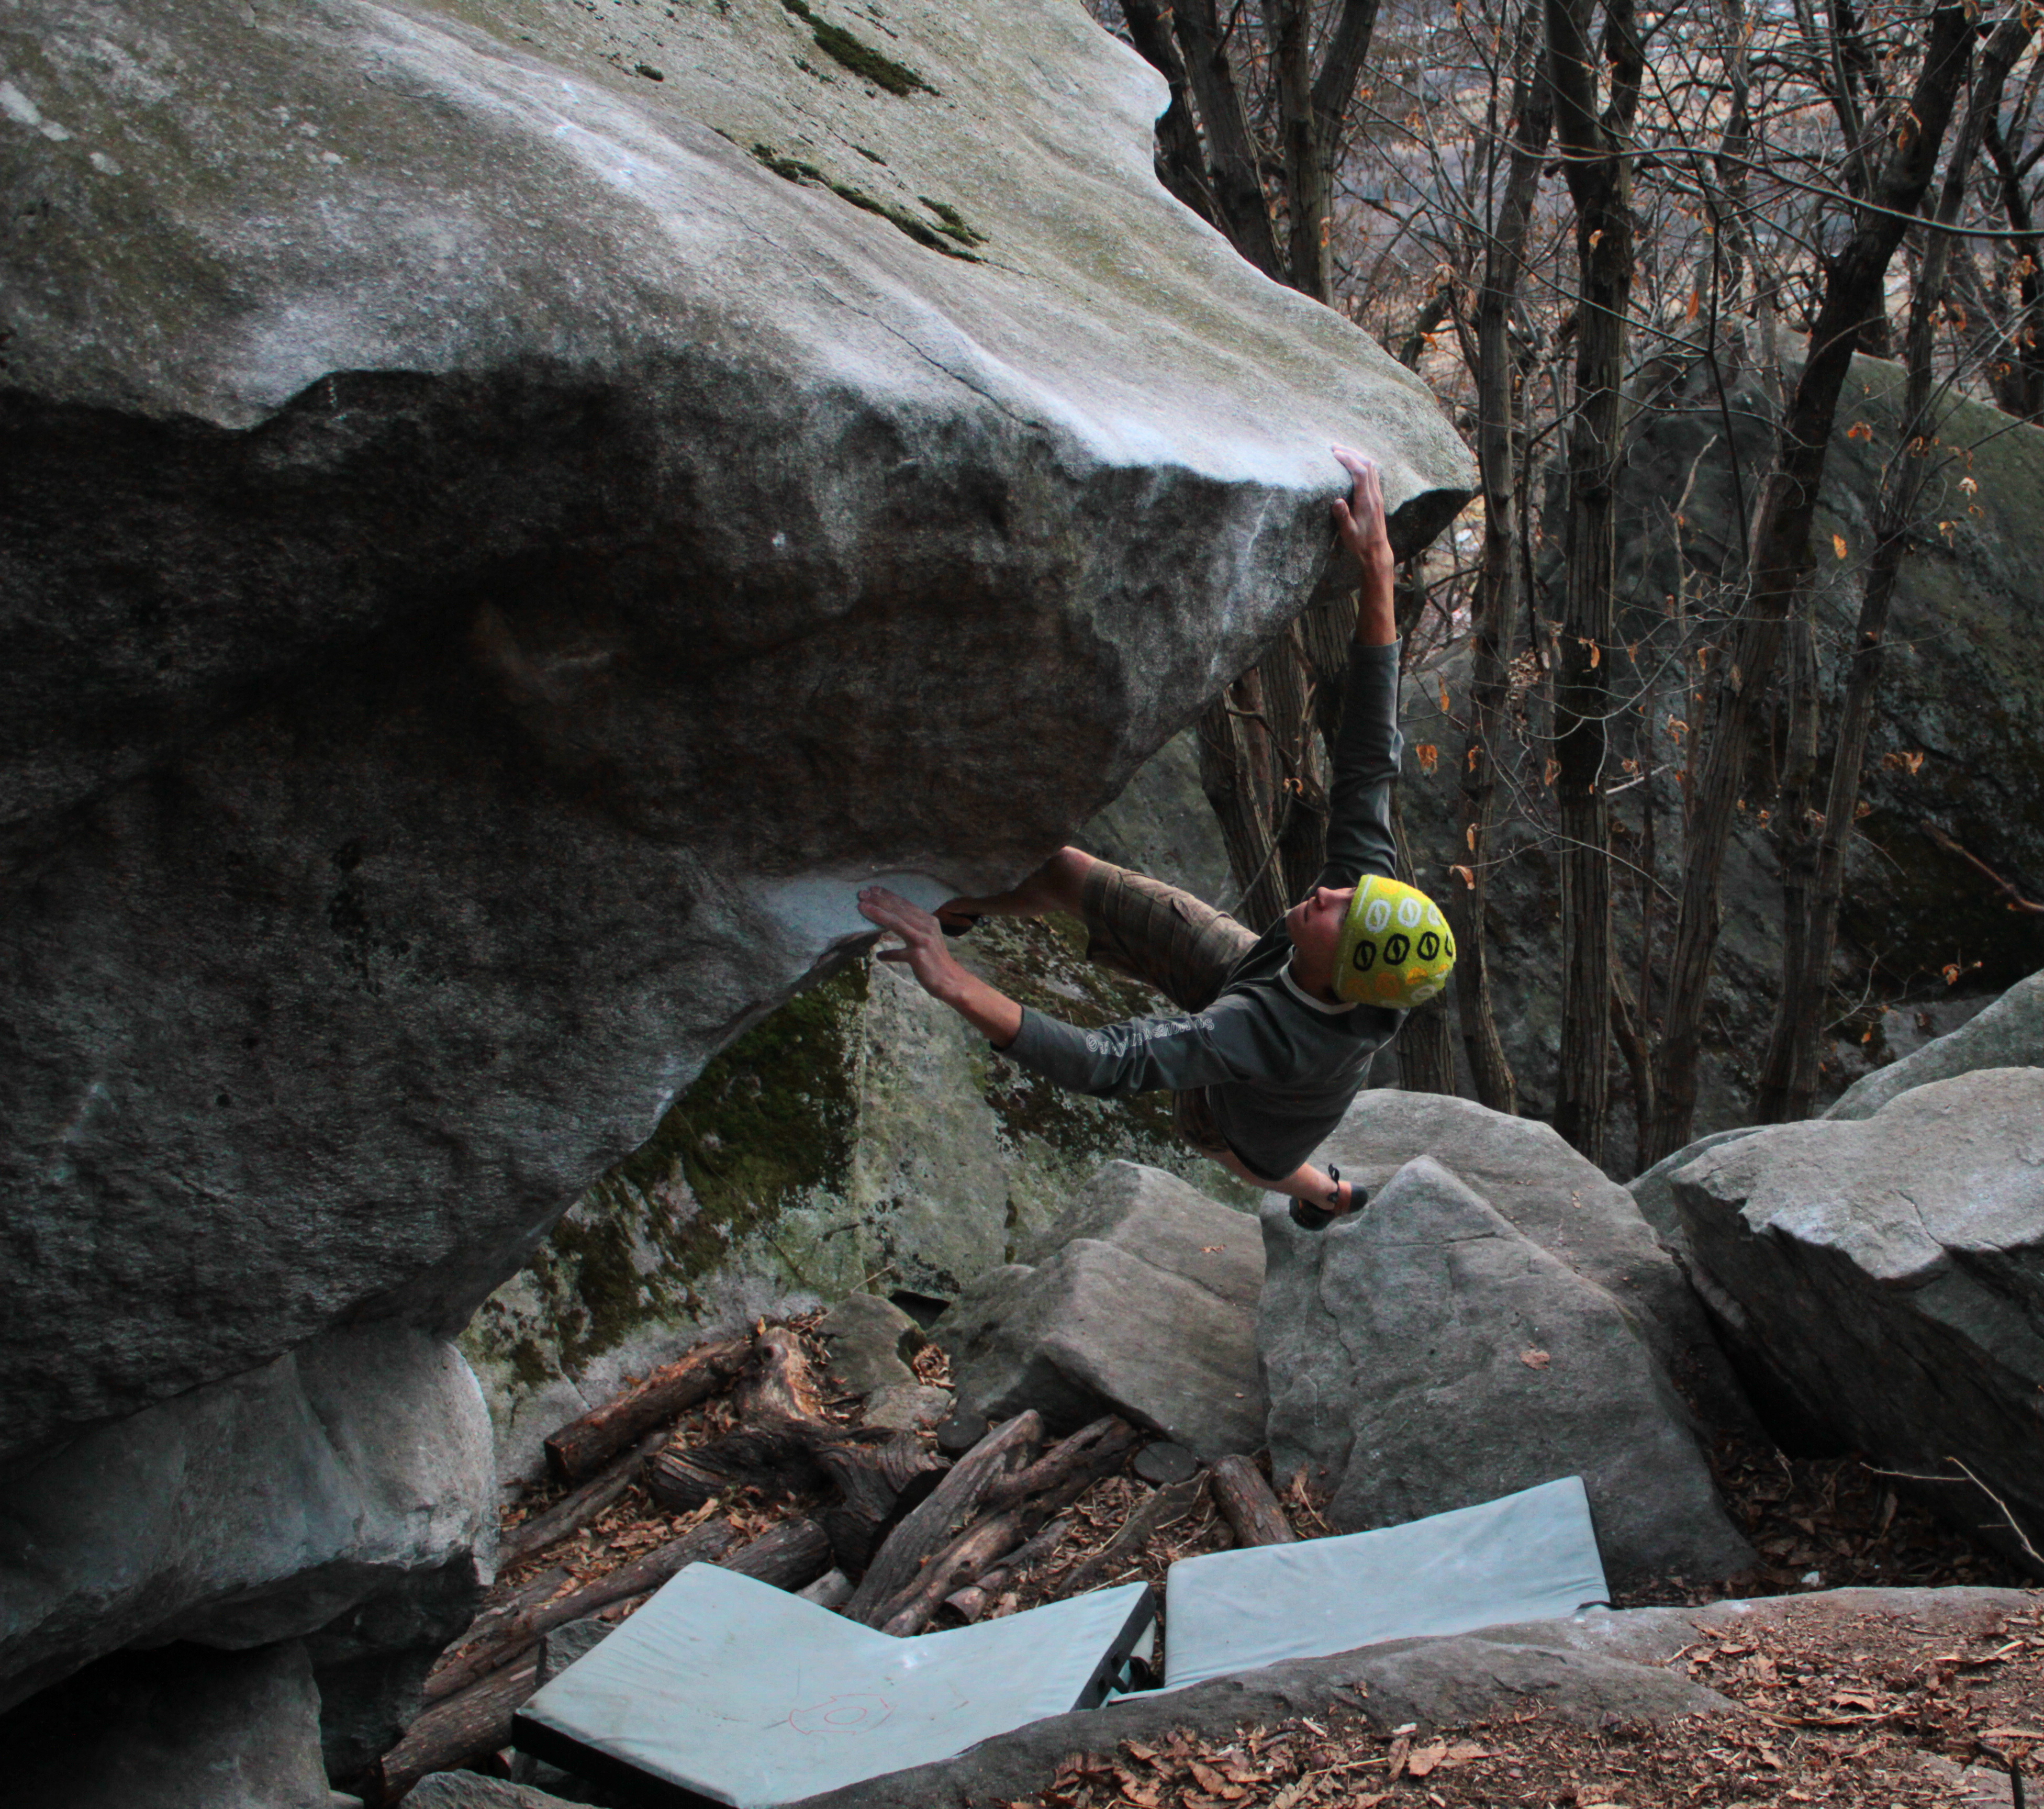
[1827,969,2044,1120]
[1312,1091,1751,1427]
[1673,1070,2044,1567]
[460,914,1258,1489]
[1261,1158,1753,1588]
[0,0,1471,1467]
[0,1640,335,1809]
[936,1162,1265,1460]
[0,1325,492,1716]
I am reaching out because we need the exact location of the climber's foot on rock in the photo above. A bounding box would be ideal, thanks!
[1289,1174,1364,1231]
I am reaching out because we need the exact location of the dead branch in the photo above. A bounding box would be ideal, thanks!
[844,1411,1045,1625]
[501,1427,672,1569]
[1056,1473,1210,1598]
[1210,1454,1298,1547]
[541,1335,751,1482]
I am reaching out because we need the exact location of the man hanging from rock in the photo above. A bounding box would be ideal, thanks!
[857,448,1453,1230]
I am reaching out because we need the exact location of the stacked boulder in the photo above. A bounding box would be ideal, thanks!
[1257,1093,1756,1588]
[937,1163,1266,1462]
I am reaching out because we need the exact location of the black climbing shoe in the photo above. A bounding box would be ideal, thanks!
[1289,1168,1366,1231]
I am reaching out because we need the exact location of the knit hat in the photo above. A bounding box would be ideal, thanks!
[1333,875,1455,1007]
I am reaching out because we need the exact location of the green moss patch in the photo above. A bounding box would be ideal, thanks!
[776,0,936,96]
[750,143,983,261]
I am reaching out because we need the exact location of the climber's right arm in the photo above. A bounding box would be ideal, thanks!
[857,886,1023,1047]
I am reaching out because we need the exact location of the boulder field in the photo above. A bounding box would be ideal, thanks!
[0,0,1472,1777]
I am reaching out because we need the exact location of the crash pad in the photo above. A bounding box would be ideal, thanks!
[1163,1475,1609,1690]
[512,1564,1154,1807]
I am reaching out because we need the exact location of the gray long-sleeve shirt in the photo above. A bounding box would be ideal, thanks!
[1003,640,1405,1180]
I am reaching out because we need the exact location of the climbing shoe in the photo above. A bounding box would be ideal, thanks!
[1289,1168,1366,1231]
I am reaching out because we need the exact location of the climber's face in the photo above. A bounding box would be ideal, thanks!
[1285,884,1354,1002]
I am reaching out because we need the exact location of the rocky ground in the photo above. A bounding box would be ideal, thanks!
[996,1593,2044,1809]
[389,1312,2035,1806]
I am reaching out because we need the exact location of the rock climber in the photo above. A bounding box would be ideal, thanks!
[857,447,1454,1230]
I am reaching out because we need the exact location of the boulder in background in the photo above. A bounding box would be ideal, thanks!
[1826,969,2044,1121]
[1673,1069,2044,1569]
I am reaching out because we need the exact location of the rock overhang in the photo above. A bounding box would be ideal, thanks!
[1,0,1472,1464]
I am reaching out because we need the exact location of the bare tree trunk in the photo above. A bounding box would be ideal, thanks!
[1393,783,1460,1093]
[1642,0,1975,1166]
[1114,0,1222,224]
[1755,5,2037,1122]
[1456,5,1551,1115]
[1168,0,1285,278]
[1545,0,1642,1168]
[1983,116,2044,421]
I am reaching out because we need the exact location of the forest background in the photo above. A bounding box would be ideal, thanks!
[1089,0,2044,1175]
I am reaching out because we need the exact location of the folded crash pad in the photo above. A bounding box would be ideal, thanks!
[1163,1475,1609,1690]
[512,1564,1155,1808]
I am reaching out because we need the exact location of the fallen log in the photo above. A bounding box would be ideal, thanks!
[364,1653,537,1806]
[814,1429,950,1570]
[499,1425,673,1570]
[646,1423,827,1512]
[715,1514,833,1592]
[645,1331,949,1569]
[878,1508,1028,1637]
[984,1415,1140,1514]
[423,1515,740,1704]
[858,1415,1134,1634]
[1210,1454,1295,1547]
[542,1334,751,1482]
[844,1411,1045,1626]
[428,1565,572,1697]
[1054,1472,1207,1598]
[943,1514,1074,1622]
[734,1324,825,1421]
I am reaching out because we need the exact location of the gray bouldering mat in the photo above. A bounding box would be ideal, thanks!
[1163,1475,1609,1690]
[512,1565,1154,1808]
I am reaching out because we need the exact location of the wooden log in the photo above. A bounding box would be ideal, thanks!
[984,1415,1138,1514]
[1209,1453,1295,1546]
[542,1335,751,1482]
[499,1427,671,1569]
[733,1325,824,1423]
[877,1508,1028,1637]
[1055,1473,1207,1598]
[813,1430,949,1570]
[364,1654,538,1806]
[844,1411,1045,1626]
[713,1515,832,1592]
[422,1516,740,1704]
[645,1418,947,1572]
[942,1514,1073,1622]
[426,1565,571,1702]
[646,1423,826,1514]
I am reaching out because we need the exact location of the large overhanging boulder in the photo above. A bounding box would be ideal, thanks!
[0,0,1472,1464]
